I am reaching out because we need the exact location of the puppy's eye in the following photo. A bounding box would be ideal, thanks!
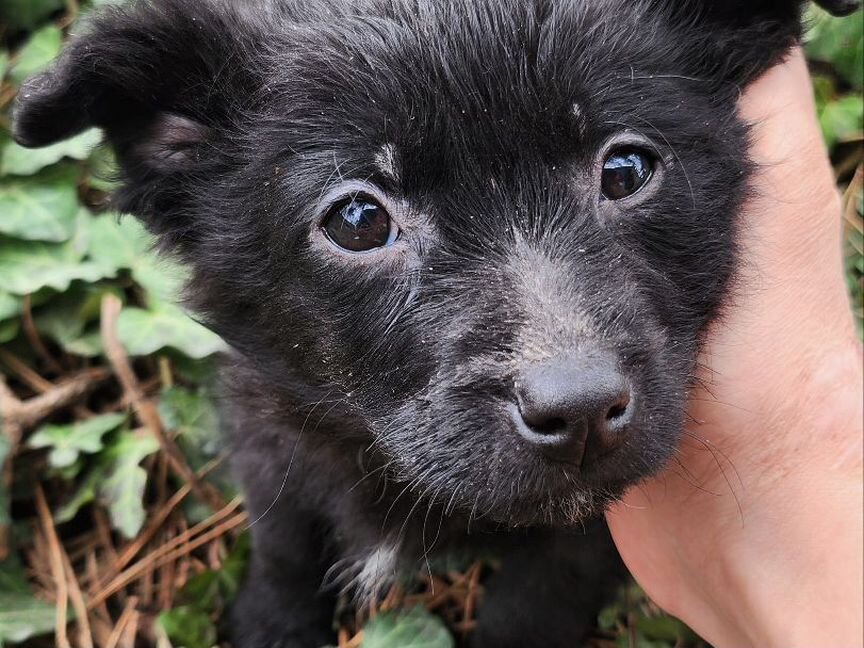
[322,195,396,252]
[601,149,654,200]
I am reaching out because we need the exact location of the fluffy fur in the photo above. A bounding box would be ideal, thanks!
[13,0,859,646]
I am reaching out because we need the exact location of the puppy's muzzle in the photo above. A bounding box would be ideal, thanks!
[511,348,633,468]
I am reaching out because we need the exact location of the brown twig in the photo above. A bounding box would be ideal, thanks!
[0,377,21,559]
[104,596,138,648]
[100,295,224,511]
[107,456,223,578]
[62,548,95,648]
[86,552,114,648]
[59,0,80,29]
[90,504,246,608]
[35,486,72,648]
[0,368,110,432]
[120,609,139,648]
[462,562,483,641]
[21,295,65,375]
[111,484,192,576]
[96,512,248,608]
[0,348,54,392]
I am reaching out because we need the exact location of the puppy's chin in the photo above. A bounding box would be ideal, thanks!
[478,483,620,529]
[448,463,632,528]
[378,423,671,529]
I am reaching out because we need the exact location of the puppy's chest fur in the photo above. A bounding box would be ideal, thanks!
[227,375,559,599]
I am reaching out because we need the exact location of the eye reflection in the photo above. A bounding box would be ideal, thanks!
[322,195,396,252]
[601,149,654,200]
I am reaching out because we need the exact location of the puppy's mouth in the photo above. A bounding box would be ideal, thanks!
[369,337,684,528]
[377,392,669,529]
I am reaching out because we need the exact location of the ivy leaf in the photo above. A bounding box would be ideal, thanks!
[362,608,454,648]
[0,164,80,242]
[158,387,221,463]
[818,95,864,149]
[0,292,19,321]
[28,413,127,469]
[0,320,18,344]
[0,436,10,536]
[0,560,56,645]
[806,7,864,90]
[54,473,98,526]
[85,214,192,302]
[0,0,65,32]
[157,607,218,648]
[0,237,108,295]
[55,430,159,538]
[85,147,121,192]
[10,25,62,84]
[61,332,104,357]
[98,431,160,538]
[33,284,121,357]
[2,130,102,177]
[117,304,227,360]
[85,214,154,277]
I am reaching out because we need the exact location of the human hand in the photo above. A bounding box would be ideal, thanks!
[606,48,864,648]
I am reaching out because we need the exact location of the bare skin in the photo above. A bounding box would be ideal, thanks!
[606,49,864,648]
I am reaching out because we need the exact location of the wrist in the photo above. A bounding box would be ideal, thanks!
[673,347,863,648]
[714,472,862,648]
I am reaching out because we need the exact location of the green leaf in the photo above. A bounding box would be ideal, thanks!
[98,431,160,538]
[0,560,56,644]
[2,130,102,177]
[85,214,154,277]
[0,436,10,533]
[55,430,159,537]
[85,146,121,193]
[0,164,80,242]
[158,387,221,463]
[61,332,105,357]
[10,25,62,84]
[0,0,65,32]
[0,51,9,82]
[0,320,18,344]
[597,603,621,631]
[362,608,454,648]
[157,607,218,648]
[819,95,864,149]
[0,292,19,321]
[85,214,193,302]
[635,615,691,641]
[54,472,98,525]
[28,413,127,469]
[806,7,864,90]
[0,238,108,295]
[117,304,227,359]
[33,284,122,356]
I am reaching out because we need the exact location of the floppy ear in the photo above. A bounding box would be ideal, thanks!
[664,0,861,85]
[12,0,264,240]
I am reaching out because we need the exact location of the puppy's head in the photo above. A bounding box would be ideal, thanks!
[14,0,858,526]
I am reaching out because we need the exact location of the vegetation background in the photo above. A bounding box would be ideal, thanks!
[0,1,861,647]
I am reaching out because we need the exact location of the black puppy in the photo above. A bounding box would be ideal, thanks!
[13,0,859,645]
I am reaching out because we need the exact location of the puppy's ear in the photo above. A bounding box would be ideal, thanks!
[12,0,263,239]
[666,0,861,85]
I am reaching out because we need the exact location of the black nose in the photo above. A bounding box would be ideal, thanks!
[512,354,632,467]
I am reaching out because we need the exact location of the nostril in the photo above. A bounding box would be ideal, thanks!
[606,387,631,419]
[606,402,628,421]
[524,415,569,436]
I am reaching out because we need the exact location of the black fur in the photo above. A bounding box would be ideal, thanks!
[12,1,860,646]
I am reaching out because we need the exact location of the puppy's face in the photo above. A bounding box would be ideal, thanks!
[265,4,747,525]
[13,0,828,526]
